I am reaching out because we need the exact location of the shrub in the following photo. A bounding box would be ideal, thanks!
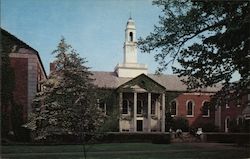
[165,112,174,131]
[101,133,170,144]
[206,133,250,145]
[196,122,219,132]
[172,117,189,132]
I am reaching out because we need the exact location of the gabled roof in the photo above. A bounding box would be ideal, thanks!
[92,71,221,92]
[117,74,166,93]
[1,28,47,78]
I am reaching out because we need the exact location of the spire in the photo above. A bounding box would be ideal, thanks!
[114,18,148,77]
[129,12,132,20]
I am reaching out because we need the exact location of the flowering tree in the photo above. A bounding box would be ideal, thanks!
[25,38,104,142]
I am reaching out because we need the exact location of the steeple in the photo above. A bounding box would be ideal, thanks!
[124,17,137,64]
[115,18,148,78]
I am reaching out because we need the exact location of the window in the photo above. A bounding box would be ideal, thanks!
[151,100,156,115]
[97,99,106,114]
[122,100,129,114]
[99,102,106,114]
[137,100,143,115]
[37,71,42,92]
[237,116,243,126]
[186,101,194,117]
[202,101,210,117]
[129,32,133,42]
[170,100,177,116]
[225,116,230,132]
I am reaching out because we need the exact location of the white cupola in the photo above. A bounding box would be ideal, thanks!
[124,17,137,64]
[115,17,148,78]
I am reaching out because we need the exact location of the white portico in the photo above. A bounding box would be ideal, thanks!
[117,74,166,132]
[115,18,148,78]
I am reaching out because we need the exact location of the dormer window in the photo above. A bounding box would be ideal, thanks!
[129,32,133,42]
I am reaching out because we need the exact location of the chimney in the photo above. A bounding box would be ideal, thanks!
[50,62,56,73]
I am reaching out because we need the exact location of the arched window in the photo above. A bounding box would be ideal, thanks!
[137,100,143,115]
[122,100,129,114]
[225,116,230,132]
[186,101,194,116]
[170,100,177,116]
[237,116,243,126]
[202,101,210,117]
[151,99,156,115]
[129,32,133,42]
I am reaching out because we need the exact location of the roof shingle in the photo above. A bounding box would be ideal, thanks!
[91,71,221,92]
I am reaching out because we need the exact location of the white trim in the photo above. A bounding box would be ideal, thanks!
[186,100,195,117]
[202,100,210,117]
[122,99,129,114]
[236,115,243,125]
[170,99,178,117]
[151,99,156,115]
[225,116,230,133]
[137,99,143,115]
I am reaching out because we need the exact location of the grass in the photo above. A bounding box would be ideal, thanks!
[1,143,250,159]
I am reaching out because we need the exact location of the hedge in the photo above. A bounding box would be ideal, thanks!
[100,132,170,144]
[205,133,250,145]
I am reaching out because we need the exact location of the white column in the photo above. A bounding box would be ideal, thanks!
[119,92,123,132]
[148,93,151,132]
[161,93,165,132]
[134,92,137,132]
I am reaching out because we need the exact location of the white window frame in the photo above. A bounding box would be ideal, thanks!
[122,99,129,114]
[186,100,195,117]
[137,100,143,115]
[225,116,230,133]
[170,100,178,117]
[237,115,243,125]
[151,99,156,115]
[202,101,210,117]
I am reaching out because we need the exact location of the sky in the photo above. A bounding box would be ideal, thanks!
[1,0,168,75]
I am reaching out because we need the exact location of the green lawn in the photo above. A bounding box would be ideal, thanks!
[1,143,250,159]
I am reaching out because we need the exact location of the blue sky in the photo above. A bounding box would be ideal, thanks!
[1,0,168,75]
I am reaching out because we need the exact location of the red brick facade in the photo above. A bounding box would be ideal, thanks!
[219,93,249,132]
[173,93,215,128]
[10,57,28,119]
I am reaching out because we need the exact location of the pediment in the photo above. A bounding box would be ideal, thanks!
[117,74,166,93]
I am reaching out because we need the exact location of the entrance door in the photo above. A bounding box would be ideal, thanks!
[137,120,143,131]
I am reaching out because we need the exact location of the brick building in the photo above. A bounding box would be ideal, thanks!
[215,87,250,132]
[88,18,222,132]
[1,28,47,135]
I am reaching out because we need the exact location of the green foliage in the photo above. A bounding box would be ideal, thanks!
[95,89,119,132]
[138,0,249,90]
[195,122,219,132]
[228,118,249,133]
[172,117,189,132]
[25,37,104,140]
[99,111,119,132]
[101,133,170,144]
[165,112,174,131]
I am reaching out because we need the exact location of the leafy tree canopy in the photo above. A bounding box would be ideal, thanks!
[25,38,104,140]
[138,0,249,91]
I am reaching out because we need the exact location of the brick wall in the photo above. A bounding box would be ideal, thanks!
[220,94,248,132]
[10,57,28,119]
[174,93,215,127]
